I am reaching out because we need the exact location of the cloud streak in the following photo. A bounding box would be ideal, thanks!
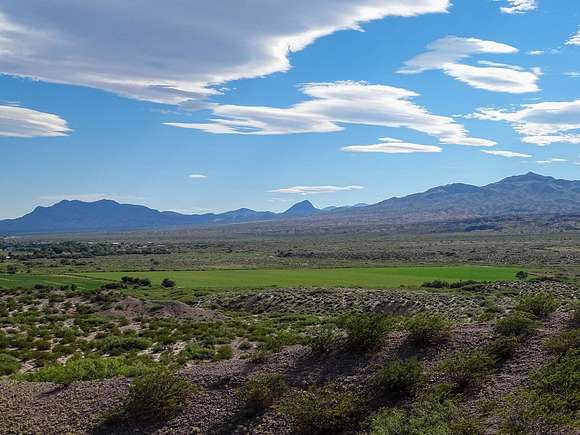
[481,150,532,158]
[399,36,541,93]
[269,185,364,195]
[566,29,580,46]
[342,137,442,153]
[0,105,70,138]
[497,0,538,15]
[0,0,449,104]
[167,81,495,146]
[471,99,580,145]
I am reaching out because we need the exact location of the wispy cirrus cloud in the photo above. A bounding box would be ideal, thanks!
[536,158,568,164]
[399,36,541,93]
[166,81,495,147]
[0,0,449,105]
[481,150,532,158]
[470,99,580,145]
[269,185,364,195]
[0,105,70,138]
[188,174,208,179]
[497,0,538,15]
[342,137,442,154]
[566,28,580,46]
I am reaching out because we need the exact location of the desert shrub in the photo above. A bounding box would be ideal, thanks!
[161,278,176,288]
[516,293,558,318]
[495,313,538,338]
[439,350,495,390]
[499,351,579,433]
[340,314,392,353]
[486,336,519,361]
[309,325,342,355]
[404,312,450,346]
[280,384,364,434]
[515,271,529,281]
[213,344,233,361]
[98,336,152,355]
[0,353,20,375]
[124,369,192,423]
[421,280,449,289]
[543,329,580,355]
[372,358,424,398]
[238,373,288,412]
[22,356,156,384]
[369,397,481,435]
[178,342,215,361]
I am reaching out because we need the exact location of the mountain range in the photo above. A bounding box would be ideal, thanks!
[1,172,579,235]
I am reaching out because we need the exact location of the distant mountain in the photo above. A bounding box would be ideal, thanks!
[1,173,579,235]
[361,172,580,220]
[0,199,318,235]
[282,200,319,217]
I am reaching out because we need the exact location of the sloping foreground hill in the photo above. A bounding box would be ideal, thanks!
[0,280,578,434]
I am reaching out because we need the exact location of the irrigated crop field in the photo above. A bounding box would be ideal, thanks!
[80,265,529,291]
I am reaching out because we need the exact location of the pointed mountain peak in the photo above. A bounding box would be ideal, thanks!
[282,200,318,216]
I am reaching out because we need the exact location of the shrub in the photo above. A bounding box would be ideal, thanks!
[238,373,288,412]
[308,325,342,355]
[213,344,233,361]
[405,312,450,346]
[421,280,449,289]
[495,313,538,338]
[124,369,192,423]
[516,293,558,318]
[369,397,481,435]
[161,278,176,288]
[486,336,519,361]
[499,351,579,435]
[98,336,152,355]
[280,385,364,434]
[439,350,495,390]
[22,356,156,384]
[179,342,215,361]
[340,314,392,353]
[0,353,20,375]
[372,358,423,398]
[543,329,580,355]
[515,271,529,281]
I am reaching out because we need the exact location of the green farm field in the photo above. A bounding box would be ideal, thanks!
[78,265,529,291]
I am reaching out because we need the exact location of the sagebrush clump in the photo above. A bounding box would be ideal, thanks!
[405,312,450,346]
[238,373,288,412]
[124,369,192,423]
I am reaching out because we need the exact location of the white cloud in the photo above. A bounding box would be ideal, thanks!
[498,0,538,14]
[565,72,580,78]
[188,174,207,179]
[536,158,568,164]
[0,105,70,137]
[0,0,449,105]
[481,150,532,158]
[167,81,495,146]
[342,137,442,153]
[269,185,364,195]
[527,50,544,55]
[566,29,580,46]
[399,36,541,93]
[471,99,580,145]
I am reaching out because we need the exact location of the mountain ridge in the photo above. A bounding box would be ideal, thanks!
[1,173,579,235]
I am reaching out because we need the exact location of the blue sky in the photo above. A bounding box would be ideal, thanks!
[0,0,579,218]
